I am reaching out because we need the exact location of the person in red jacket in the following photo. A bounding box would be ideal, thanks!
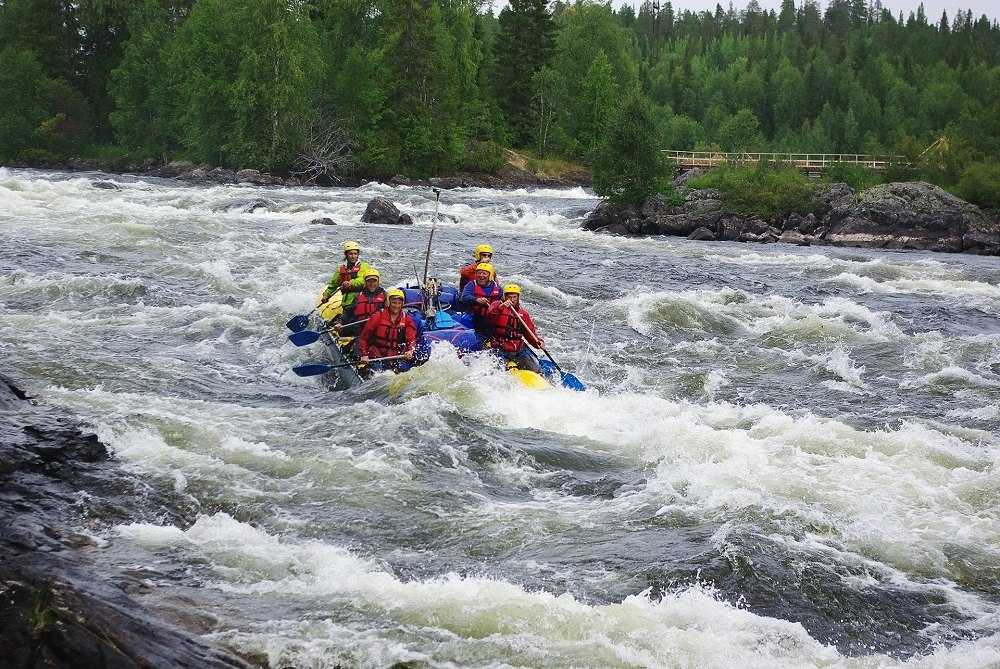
[486,283,544,374]
[337,267,385,336]
[358,288,417,373]
[458,243,497,291]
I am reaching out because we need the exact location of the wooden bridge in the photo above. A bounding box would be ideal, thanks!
[663,150,903,173]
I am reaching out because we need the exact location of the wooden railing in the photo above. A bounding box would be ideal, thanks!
[663,150,905,172]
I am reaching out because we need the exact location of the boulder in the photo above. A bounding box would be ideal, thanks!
[780,229,812,245]
[687,226,717,241]
[361,196,407,225]
[310,217,336,226]
[673,168,706,187]
[206,167,237,184]
[582,200,646,235]
[182,167,210,182]
[821,182,1000,253]
[155,160,195,178]
[397,213,415,225]
[236,169,279,186]
[91,180,120,190]
[240,198,274,213]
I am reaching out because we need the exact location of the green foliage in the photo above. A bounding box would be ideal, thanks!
[461,140,505,173]
[2,0,1000,186]
[688,163,818,219]
[0,48,91,161]
[494,0,554,146]
[592,94,672,206]
[955,162,1000,209]
[717,109,763,152]
[824,163,885,192]
[166,0,323,170]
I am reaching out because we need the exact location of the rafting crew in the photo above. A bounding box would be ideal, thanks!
[458,244,498,291]
[486,283,544,373]
[459,262,503,337]
[358,288,417,373]
[336,267,385,336]
[322,240,375,325]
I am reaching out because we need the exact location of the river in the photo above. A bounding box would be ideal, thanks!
[2,167,999,668]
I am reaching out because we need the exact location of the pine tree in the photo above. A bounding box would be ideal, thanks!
[493,0,554,147]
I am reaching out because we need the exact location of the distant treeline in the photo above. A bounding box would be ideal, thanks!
[0,0,998,200]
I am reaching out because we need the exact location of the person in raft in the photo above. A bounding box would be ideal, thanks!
[459,262,502,337]
[358,288,417,373]
[321,240,375,324]
[486,283,544,374]
[458,243,498,291]
[336,267,385,337]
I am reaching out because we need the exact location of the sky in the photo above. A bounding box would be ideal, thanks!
[491,1,999,22]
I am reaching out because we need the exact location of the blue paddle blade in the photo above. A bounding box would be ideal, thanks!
[292,362,334,377]
[286,314,310,332]
[559,372,586,391]
[288,329,322,347]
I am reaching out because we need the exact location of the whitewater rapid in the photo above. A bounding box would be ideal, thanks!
[2,167,1000,668]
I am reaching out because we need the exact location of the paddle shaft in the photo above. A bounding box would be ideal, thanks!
[505,303,562,375]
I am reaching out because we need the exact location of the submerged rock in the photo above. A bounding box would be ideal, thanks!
[310,217,336,225]
[90,180,120,190]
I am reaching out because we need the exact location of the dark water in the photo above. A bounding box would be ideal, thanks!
[2,167,999,668]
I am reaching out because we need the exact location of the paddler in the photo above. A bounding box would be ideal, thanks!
[358,288,417,373]
[321,240,375,324]
[458,244,497,291]
[486,283,544,374]
[337,267,385,336]
[459,262,502,337]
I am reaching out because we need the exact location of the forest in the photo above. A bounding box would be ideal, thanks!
[0,0,998,206]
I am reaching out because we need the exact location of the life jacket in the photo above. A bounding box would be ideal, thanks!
[338,261,362,285]
[467,282,502,318]
[351,287,386,321]
[488,304,539,353]
[359,310,417,358]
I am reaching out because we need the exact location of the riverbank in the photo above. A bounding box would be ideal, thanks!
[583,178,1000,257]
[0,374,251,668]
[3,149,591,191]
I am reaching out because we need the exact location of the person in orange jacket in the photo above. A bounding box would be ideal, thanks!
[358,288,417,373]
[458,243,498,291]
[486,283,544,374]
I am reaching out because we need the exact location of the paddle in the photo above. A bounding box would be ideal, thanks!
[292,355,405,377]
[287,317,373,347]
[285,307,317,333]
[505,303,585,391]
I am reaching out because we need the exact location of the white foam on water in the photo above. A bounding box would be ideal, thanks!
[784,347,868,391]
[453,382,1000,586]
[113,512,999,669]
[505,273,586,306]
[620,288,903,342]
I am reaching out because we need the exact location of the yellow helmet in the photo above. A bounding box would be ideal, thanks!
[386,288,405,301]
[475,262,495,279]
[362,268,380,280]
[342,240,360,253]
[503,283,521,296]
[473,243,494,259]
